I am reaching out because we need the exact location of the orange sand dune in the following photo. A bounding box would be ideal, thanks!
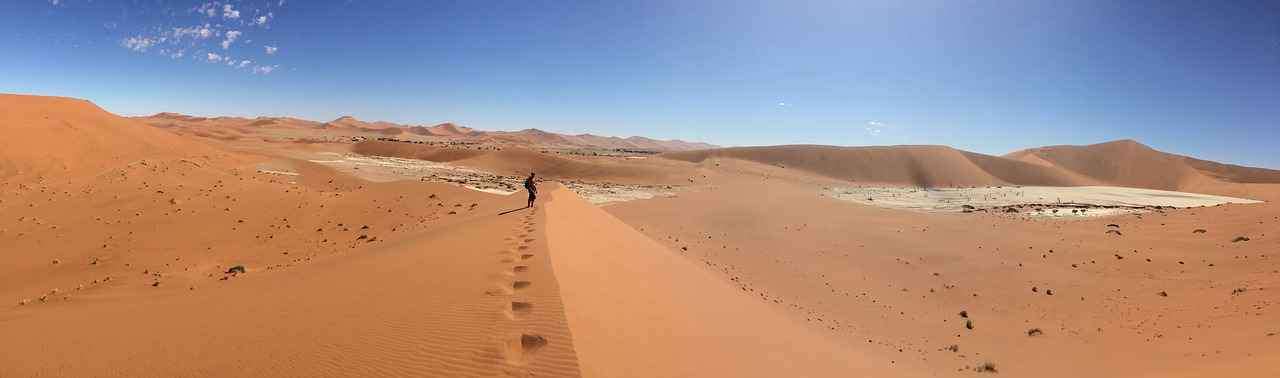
[662,144,1092,187]
[0,94,223,188]
[6,93,1278,377]
[1005,140,1280,193]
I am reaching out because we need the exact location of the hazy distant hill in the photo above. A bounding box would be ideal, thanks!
[131,113,719,152]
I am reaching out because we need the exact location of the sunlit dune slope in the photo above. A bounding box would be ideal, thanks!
[0,94,220,186]
[661,144,1090,187]
[1005,139,1280,192]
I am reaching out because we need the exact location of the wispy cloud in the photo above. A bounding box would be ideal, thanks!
[49,0,60,5]
[238,60,251,68]
[265,44,278,54]
[252,65,278,74]
[251,12,273,26]
[122,35,156,52]
[171,50,185,59]
[864,127,882,136]
[221,30,240,49]
[222,4,240,19]
[778,102,792,106]
[207,52,223,62]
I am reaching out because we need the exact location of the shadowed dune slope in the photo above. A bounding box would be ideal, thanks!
[1004,140,1280,191]
[661,144,1088,187]
[0,94,219,186]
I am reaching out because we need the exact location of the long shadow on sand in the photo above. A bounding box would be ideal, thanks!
[498,207,530,216]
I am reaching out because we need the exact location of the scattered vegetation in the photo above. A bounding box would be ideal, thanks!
[1158,291,1168,297]
[959,310,968,318]
[52,259,60,265]
[1233,287,1248,295]
[975,362,998,373]
[966,320,974,330]
[1231,236,1250,242]
[1106,224,1119,228]
[1027,328,1043,336]
[1192,229,1207,233]
[946,344,959,352]
[1115,254,1124,260]
[1106,230,1123,235]
[226,264,246,274]
[1045,289,1053,295]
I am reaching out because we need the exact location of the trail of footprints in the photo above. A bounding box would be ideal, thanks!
[497,209,546,366]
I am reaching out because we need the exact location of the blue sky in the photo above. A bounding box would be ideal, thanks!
[3,1,1278,168]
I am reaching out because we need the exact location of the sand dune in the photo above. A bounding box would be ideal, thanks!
[662,144,1092,187]
[5,93,1277,377]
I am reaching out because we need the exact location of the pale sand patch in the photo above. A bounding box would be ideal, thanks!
[830,186,1262,216]
[305,152,678,205]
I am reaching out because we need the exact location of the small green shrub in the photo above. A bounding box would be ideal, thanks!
[226,265,246,274]
[976,362,998,373]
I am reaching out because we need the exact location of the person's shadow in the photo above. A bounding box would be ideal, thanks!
[498,207,528,216]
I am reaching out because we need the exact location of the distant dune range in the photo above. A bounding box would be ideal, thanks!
[131,112,720,152]
[662,141,1280,196]
[4,94,1278,377]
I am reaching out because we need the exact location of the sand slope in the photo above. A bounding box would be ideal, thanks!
[662,144,1092,187]
[1005,140,1280,193]
[0,94,220,187]
[545,184,916,377]
[2,182,581,376]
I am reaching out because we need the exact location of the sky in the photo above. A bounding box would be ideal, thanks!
[2,0,1278,168]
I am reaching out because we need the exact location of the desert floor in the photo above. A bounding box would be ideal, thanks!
[2,95,1277,377]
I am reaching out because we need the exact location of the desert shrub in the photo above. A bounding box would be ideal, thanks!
[226,264,246,274]
[1158,291,1168,297]
[976,362,998,373]
[1231,236,1250,242]
[1192,229,1206,233]
[1027,328,1043,336]
[946,344,959,352]
[1106,230,1122,235]
[959,310,968,318]
[966,320,974,330]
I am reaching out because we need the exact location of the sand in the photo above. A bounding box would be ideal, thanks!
[829,186,1263,216]
[3,93,1279,377]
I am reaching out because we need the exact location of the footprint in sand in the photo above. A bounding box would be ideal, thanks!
[523,238,535,243]
[504,333,548,364]
[503,301,533,320]
[508,265,528,275]
[507,281,532,293]
[516,245,530,251]
[500,257,515,263]
[520,254,534,260]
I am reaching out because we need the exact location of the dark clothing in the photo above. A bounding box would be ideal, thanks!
[524,176,537,207]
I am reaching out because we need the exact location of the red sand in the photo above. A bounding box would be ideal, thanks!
[3,94,1277,376]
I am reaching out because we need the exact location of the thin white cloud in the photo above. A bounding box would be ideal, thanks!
[864,127,882,136]
[778,102,792,106]
[252,65,278,74]
[196,2,217,18]
[171,50,185,59]
[252,12,273,26]
[222,4,240,19]
[221,30,240,49]
[264,45,278,54]
[50,0,60,6]
[869,121,886,128]
[238,60,251,68]
[171,24,215,42]
[207,52,222,62]
[123,36,156,52]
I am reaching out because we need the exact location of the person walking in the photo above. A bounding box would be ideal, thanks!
[524,172,538,208]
